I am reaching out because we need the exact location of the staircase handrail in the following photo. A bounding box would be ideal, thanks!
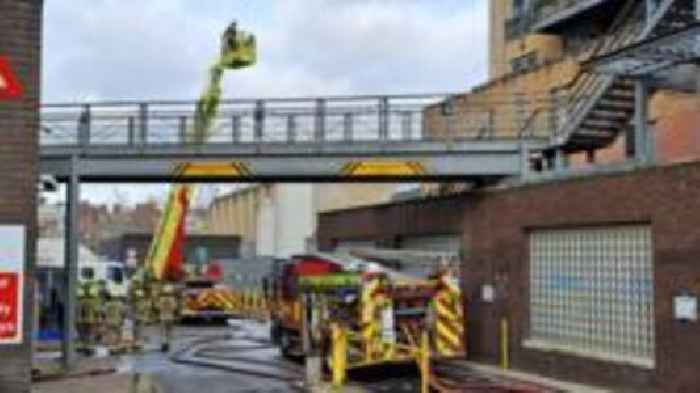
[549,0,678,144]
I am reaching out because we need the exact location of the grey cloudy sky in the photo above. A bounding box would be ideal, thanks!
[43,0,489,204]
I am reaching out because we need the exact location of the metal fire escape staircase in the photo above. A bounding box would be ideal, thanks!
[550,0,697,154]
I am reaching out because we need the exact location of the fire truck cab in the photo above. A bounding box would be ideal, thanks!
[267,255,343,357]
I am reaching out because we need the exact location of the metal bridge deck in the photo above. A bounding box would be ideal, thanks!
[39,95,548,182]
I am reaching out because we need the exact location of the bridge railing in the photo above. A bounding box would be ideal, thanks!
[40,94,555,149]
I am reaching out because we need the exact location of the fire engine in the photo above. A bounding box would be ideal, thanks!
[265,251,465,368]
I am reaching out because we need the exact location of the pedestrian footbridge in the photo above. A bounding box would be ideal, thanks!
[39,95,549,183]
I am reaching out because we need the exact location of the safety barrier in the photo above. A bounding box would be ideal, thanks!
[235,290,270,321]
[180,289,270,322]
[433,273,466,358]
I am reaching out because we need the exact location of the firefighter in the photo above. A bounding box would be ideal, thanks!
[158,283,180,352]
[222,21,238,55]
[132,288,152,351]
[129,277,143,301]
[96,280,109,302]
[103,293,125,347]
[149,281,162,322]
[79,282,102,347]
[76,285,89,349]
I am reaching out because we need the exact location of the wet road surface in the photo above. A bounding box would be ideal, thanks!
[117,319,429,393]
[120,321,305,393]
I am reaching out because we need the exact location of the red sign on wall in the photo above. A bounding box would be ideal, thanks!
[0,273,19,341]
[0,225,25,345]
[0,56,23,100]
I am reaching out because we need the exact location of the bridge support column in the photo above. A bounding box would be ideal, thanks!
[62,156,80,371]
[634,80,654,165]
[553,148,568,174]
[519,142,531,179]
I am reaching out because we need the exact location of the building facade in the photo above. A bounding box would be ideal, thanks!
[79,201,161,253]
[207,186,261,256]
[462,161,700,392]
[206,184,397,258]
[120,233,241,271]
[0,1,42,391]
[425,0,700,169]
[317,194,467,255]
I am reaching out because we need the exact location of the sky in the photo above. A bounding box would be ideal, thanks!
[43,0,489,205]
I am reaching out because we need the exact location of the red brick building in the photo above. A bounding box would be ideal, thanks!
[0,1,42,391]
[79,201,161,252]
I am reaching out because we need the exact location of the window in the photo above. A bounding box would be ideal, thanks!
[80,267,95,281]
[527,226,655,368]
[510,51,538,74]
[108,266,124,284]
[512,0,528,17]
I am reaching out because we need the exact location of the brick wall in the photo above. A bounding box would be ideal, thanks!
[317,195,468,251]
[463,163,700,392]
[570,92,700,167]
[0,0,41,392]
[423,58,579,140]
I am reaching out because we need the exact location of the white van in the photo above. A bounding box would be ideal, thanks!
[79,261,129,298]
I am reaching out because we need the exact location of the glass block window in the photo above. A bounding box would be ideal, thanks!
[528,226,655,367]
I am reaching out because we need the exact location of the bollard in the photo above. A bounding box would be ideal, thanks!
[500,318,509,370]
[331,323,347,388]
[303,294,323,389]
[420,331,431,393]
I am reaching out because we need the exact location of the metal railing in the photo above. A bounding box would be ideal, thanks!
[551,0,678,144]
[506,0,614,39]
[40,94,551,150]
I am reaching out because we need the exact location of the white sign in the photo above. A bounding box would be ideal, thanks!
[482,284,495,303]
[0,225,25,345]
[381,306,396,344]
[126,248,138,268]
[674,295,698,322]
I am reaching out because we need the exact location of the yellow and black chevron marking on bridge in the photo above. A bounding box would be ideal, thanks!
[433,275,465,358]
[341,161,427,177]
[172,161,252,179]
